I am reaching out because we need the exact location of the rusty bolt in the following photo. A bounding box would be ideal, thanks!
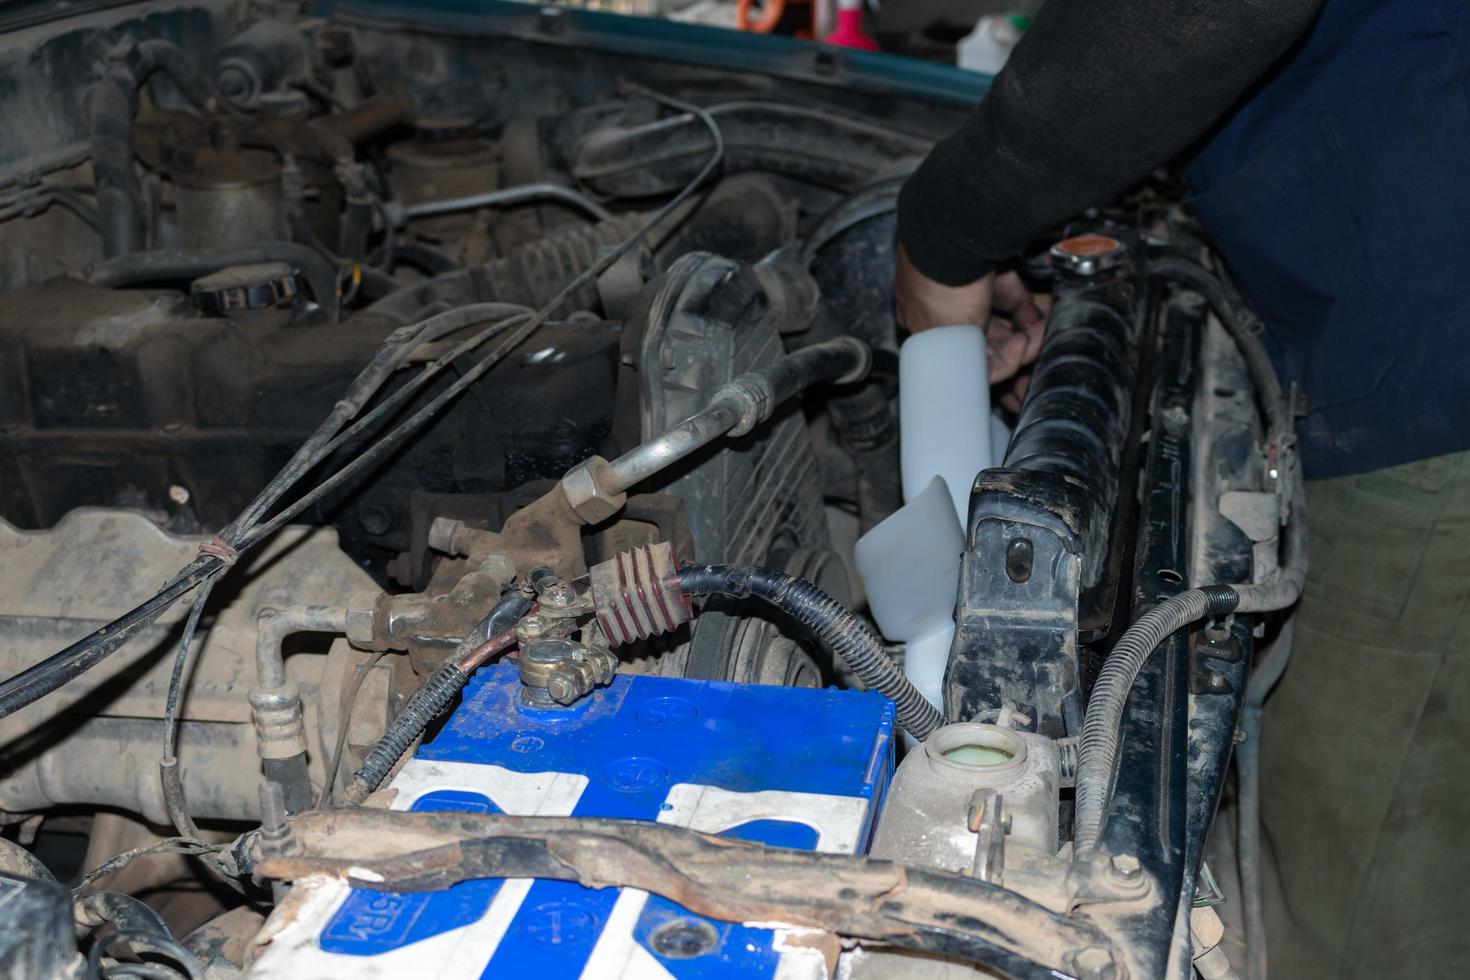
[1109,853,1142,882]
[1069,945,1118,980]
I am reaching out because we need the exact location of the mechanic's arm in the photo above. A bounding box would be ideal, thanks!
[895,0,1324,352]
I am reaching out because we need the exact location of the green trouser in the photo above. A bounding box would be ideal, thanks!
[1263,449,1470,978]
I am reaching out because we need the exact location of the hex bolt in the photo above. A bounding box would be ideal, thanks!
[546,668,580,705]
[1069,945,1119,980]
[1109,853,1142,882]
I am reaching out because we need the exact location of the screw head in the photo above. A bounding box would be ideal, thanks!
[1109,853,1142,881]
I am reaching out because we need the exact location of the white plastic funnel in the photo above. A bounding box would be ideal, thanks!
[899,324,992,528]
[854,476,966,714]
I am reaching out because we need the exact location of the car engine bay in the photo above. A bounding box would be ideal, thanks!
[0,4,1306,979]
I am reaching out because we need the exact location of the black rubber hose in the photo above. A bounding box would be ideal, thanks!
[572,101,928,198]
[86,40,212,258]
[361,214,644,325]
[392,242,460,276]
[89,243,340,320]
[76,891,173,940]
[86,63,148,257]
[340,588,534,805]
[1148,257,1286,439]
[1072,585,1241,853]
[676,564,943,740]
[263,754,313,815]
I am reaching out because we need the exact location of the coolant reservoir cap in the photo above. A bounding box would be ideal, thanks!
[191,262,299,316]
[1050,233,1126,277]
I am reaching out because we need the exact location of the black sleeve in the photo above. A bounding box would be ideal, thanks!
[897,0,1323,286]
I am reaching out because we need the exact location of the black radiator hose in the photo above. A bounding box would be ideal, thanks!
[86,39,213,258]
[677,564,944,740]
[339,588,534,806]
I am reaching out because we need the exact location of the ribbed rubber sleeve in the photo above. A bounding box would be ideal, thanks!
[677,563,944,740]
[1072,584,1238,852]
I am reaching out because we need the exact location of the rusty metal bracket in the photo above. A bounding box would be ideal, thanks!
[253,808,1124,979]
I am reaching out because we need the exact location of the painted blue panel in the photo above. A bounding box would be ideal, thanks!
[314,667,895,977]
[321,791,505,955]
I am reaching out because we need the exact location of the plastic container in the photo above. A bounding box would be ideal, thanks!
[899,323,992,528]
[870,721,1061,871]
[854,475,965,715]
[957,14,1029,75]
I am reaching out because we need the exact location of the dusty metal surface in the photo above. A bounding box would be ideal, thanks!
[0,509,378,822]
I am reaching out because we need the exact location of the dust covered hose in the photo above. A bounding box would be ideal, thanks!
[676,564,944,740]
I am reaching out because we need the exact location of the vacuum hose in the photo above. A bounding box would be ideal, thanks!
[677,564,944,740]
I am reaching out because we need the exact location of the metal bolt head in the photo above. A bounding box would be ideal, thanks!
[546,668,581,705]
[517,614,549,642]
[345,591,380,646]
[1109,853,1142,881]
[1069,945,1118,980]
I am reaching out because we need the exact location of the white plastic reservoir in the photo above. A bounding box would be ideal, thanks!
[854,476,965,716]
[898,323,992,527]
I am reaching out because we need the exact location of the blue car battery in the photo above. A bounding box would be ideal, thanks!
[251,662,896,979]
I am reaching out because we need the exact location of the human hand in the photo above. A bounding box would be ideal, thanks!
[894,244,1048,404]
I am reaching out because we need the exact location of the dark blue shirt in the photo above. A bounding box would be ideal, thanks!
[1188,0,1470,478]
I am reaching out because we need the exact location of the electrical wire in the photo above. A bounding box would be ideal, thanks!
[73,837,223,894]
[318,651,386,808]
[0,83,725,722]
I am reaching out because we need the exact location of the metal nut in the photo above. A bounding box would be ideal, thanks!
[345,591,380,646]
[1109,853,1142,882]
[545,666,583,705]
[561,456,626,525]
